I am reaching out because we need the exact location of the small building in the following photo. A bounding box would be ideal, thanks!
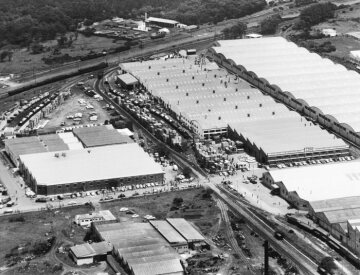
[116,73,139,89]
[158,28,170,34]
[74,210,117,227]
[150,220,189,253]
[70,241,112,265]
[146,17,179,28]
[322,28,337,37]
[245,33,262,39]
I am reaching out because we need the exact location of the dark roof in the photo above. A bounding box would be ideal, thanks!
[73,125,133,148]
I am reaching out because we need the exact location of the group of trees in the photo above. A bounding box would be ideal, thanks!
[222,22,247,39]
[260,14,282,35]
[0,0,266,48]
[295,2,336,30]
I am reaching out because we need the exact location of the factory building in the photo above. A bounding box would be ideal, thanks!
[263,162,360,255]
[146,17,179,28]
[120,57,349,164]
[73,125,133,148]
[93,222,185,275]
[19,143,164,195]
[207,37,360,147]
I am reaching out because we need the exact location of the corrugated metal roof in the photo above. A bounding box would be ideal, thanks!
[310,196,360,213]
[150,220,187,244]
[70,243,96,258]
[117,73,139,86]
[131,259,183,275]
[167,218,205,242]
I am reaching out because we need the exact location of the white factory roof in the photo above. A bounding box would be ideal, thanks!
[120,57,347,156]
[117,73,138,86]
[166,218,205,242]
[19,143,164,186]
[146,17,178,25]
[270,161,360,202]
[211,37,360,132]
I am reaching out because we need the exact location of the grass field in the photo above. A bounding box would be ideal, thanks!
[0,33,124,75]
[99,187,220,237]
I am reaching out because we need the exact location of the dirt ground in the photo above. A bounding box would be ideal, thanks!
[0,205,92,268]
[44,85,112,129]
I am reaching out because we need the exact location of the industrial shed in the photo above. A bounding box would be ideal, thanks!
[73,125,133,147]
[70,241,112,265]
[149,220,188,253]
[207,37,360,147]
[116,73,139,89]
[93,222,184,275]
[146,17,179,28]
[19,143,164,195]
[120,58,348,164]
[263,162,360,210]
[5,135,70,166]
[166,218,205,244]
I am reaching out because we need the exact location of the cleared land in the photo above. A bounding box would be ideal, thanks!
[0,205,92,274]
[44,84,112,129]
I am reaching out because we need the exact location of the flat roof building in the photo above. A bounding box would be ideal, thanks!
[73,125,133,147]
[146,17,179,28]
[70,241,112,265]
[19,143,164,195]
[116,73,139,89]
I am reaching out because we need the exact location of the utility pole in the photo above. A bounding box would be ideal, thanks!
[264,240,269,275]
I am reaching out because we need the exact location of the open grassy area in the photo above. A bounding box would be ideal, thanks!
[0,33,123,75]
[0,205,92,268]
[99,187,220,238]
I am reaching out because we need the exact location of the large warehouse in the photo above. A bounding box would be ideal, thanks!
[120,58,349,164]
[19,143,164,195]
[263,162,360,256]
[263,162,360,210]
[207,37,360,147]
[93,222,185,275]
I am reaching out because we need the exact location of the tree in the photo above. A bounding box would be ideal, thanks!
[173,197,183,206]
[260,14,281,35]
[183,166,192,179]
[300,3,335,27]
[0,51,9,62]
[222,22,247,39]
[31,43,44,54]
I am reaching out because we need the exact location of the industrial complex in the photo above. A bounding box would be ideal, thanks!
[207,37,360,147]
[4,125,163,195]
[119,56,349,164]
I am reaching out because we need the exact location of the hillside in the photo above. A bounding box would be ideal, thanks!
[0,0,266,47]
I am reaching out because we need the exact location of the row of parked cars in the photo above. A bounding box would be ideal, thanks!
[276,156,355,169]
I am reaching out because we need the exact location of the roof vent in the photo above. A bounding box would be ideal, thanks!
[259,103,262,107]
[166,78,169,82]
[272,111,275,115]
[214,74,217,78]
[157,72,160,75]
[235,105,238,109]
[192,76,195,80]
[176,85,179,89]
[149,66,151,69]
[213,90,215,94]
[208,109,211,112]
[224,98,226,101]
[54,153,59,158]
[247,96,250,100]
[218,116,221,120]
[236,88,238,92]
[247,113,250,117]
[88,150,91,153]
[183,69,185,73]
[62,152,66,157]
[186,92,189,96]
[196,100,199,104]
[202,83,205,86]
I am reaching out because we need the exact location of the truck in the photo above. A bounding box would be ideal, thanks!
[150,32,166,39]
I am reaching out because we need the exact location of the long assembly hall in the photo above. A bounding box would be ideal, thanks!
[119,57,349,164]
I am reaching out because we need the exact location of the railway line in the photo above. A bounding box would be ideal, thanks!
[94,69,319,275]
